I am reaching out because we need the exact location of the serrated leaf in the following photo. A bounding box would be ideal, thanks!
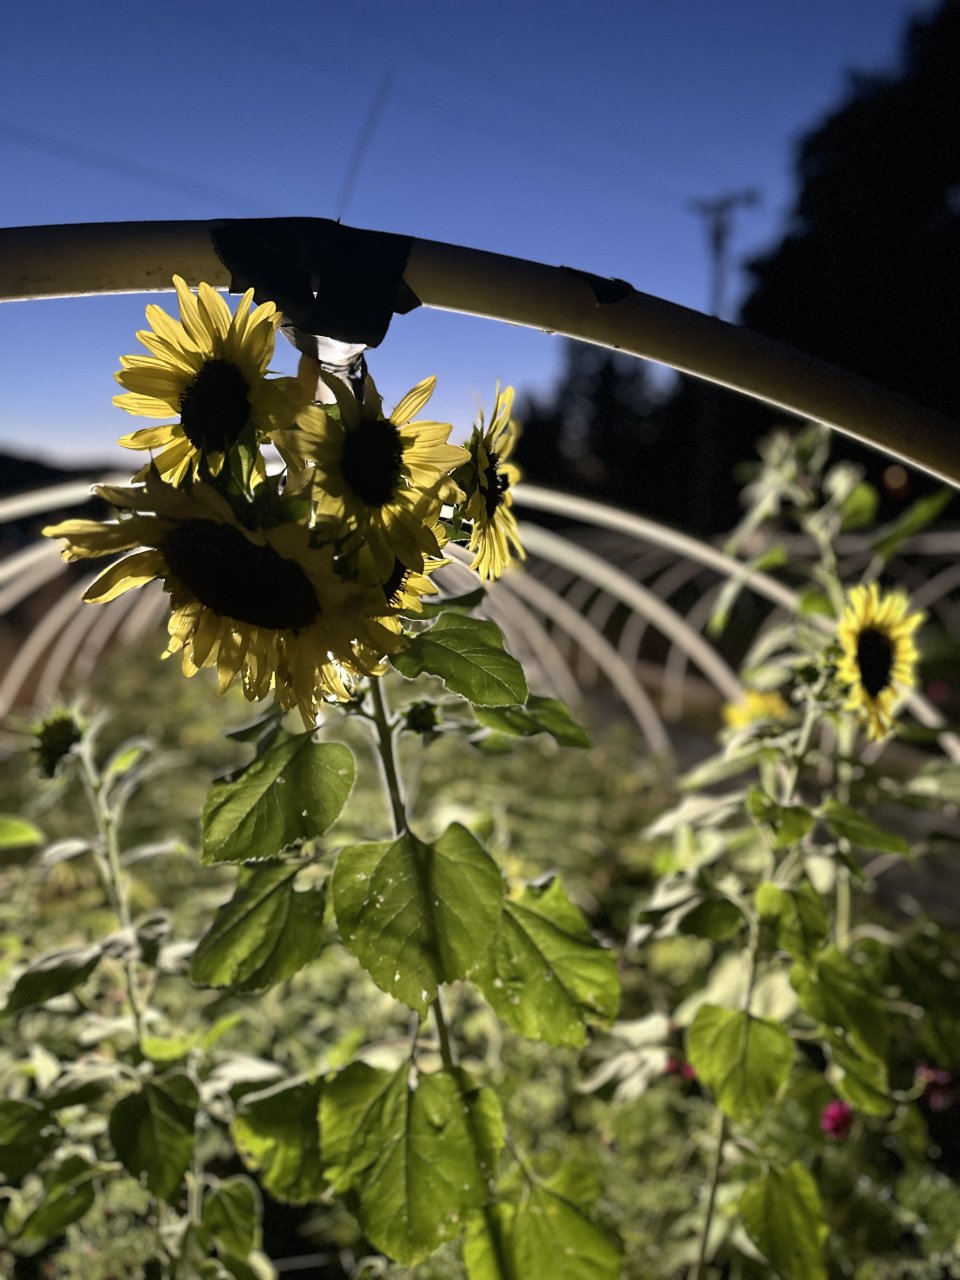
[333,823,503,1014]
[191,863,327,992]
[321,1063,503,1265]
[687,1004,793,1122]
[678,897,745,941]
[740,1162,827,1280]
[230,1077,325,1205]
[474,696,590,748]
[872,488,952,560]
[3,943,103,1015]
[791,946,888,1061]
[416,586,486,616]
[463,1181,622,1280]
[108,1072,198,1202]
[472,877,618,1047]
[821,799,910,855]
[0,1099,59,1181]
[202,735,354,864]
[392,614,527,706]
[825,1034,894,1116]
[0,815,44,851]
[15,1154,103,1245]
[755,881,828,962]
[202,1175,262,1258]
[747,787,816,848]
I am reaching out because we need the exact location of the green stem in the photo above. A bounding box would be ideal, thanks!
[432,995,455,1070]
[690,1111,727,1280]
[368,678,408,836]
[79,749,146,1046]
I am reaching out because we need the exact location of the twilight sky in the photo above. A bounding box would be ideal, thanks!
[0,0,936,465]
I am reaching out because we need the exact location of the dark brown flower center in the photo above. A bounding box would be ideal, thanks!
[340,419,404,507]
[483,452,509,519]
[856,626,895,697]
[162,520,319,630]
[179,359,251,453]
[383,558,410,604]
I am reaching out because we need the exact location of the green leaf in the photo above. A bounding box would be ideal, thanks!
[202,735,355,864]
[230,1077,325,1205]
[472,877,619,1047]
[839,481,879,531]
[191,863,327,992]
[392,614,527,707]
[474,695,590,748]
[0,815,44,851]
[108,1072,198,1202]
[463,1182,622,1280]
[872,488,952,561]
[686,1004,793,1122]
[755,881,828,962]
[333,823,504,1015]
[678,897,745,942]
[791,947,888,1061]
[709,544,788,637]
[321,1063,503,1265]
[825,1034,894,1116]
[0,1100,59,1181]
[15,1155,103,1246]
[202,1175,262,1259]
[740,1162,827,1280]
[3,943,102,1015]
[821,799,911,855]
[747,787,816,848]
[416,586,486,616]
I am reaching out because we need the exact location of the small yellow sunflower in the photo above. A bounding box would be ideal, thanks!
[114,276,305,484]
[722,688,791,729]
[277,372,467,578]
[836,582,923,740]
[44,471,403,723]
[459,384,525,581]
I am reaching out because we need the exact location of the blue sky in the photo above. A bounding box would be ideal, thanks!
[0,0,936,464]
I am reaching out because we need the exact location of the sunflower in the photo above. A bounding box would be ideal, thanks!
[836,582,923,740]
[113,276,305,485]
[457,384,525,581]
[44,471,404,723]
[722,688,791,730]
[277,371,467,578]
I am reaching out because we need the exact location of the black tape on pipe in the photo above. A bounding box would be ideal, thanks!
[209,217,420,346]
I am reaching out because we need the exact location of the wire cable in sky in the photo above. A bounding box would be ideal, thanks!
[334,73,395,221]
[0,118,276,215]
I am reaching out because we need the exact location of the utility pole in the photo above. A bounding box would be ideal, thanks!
[689,189,760,320]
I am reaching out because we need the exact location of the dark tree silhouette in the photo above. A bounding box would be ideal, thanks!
[742,1,960,421]
[516,1,960,533]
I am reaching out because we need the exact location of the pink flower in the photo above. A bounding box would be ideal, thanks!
[664,1056,697,1081]
[917,1064,957,1112]
[820,1099,853,1141]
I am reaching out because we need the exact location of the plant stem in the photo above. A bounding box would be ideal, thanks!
[368,678,408,836]
[79,749,146,1046]
[689,1110,727,1280]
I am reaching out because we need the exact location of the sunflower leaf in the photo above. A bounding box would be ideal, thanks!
[321,1063,503,1266]
[190,863,327,992]
[474,695,591,748]
[821,799,911,855]
[14,1154,104,1246]
[871,488,952,561]
[108,1071,198,1202]
[0,1100,60,1182]
[391,614,527,707]
[333,823,503,1014]
[0,815,45,851]
[755,881,829,962]
[231,1077,325,1205]
[686,1004,793,1122]
[202,1174,262,1258]
[3,943,103,1016]
[202,734,355,863]
[463,1181,622,1280]
[471,877,618,1047]
[739,1162,828,1280]
[791,946,888,1061]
